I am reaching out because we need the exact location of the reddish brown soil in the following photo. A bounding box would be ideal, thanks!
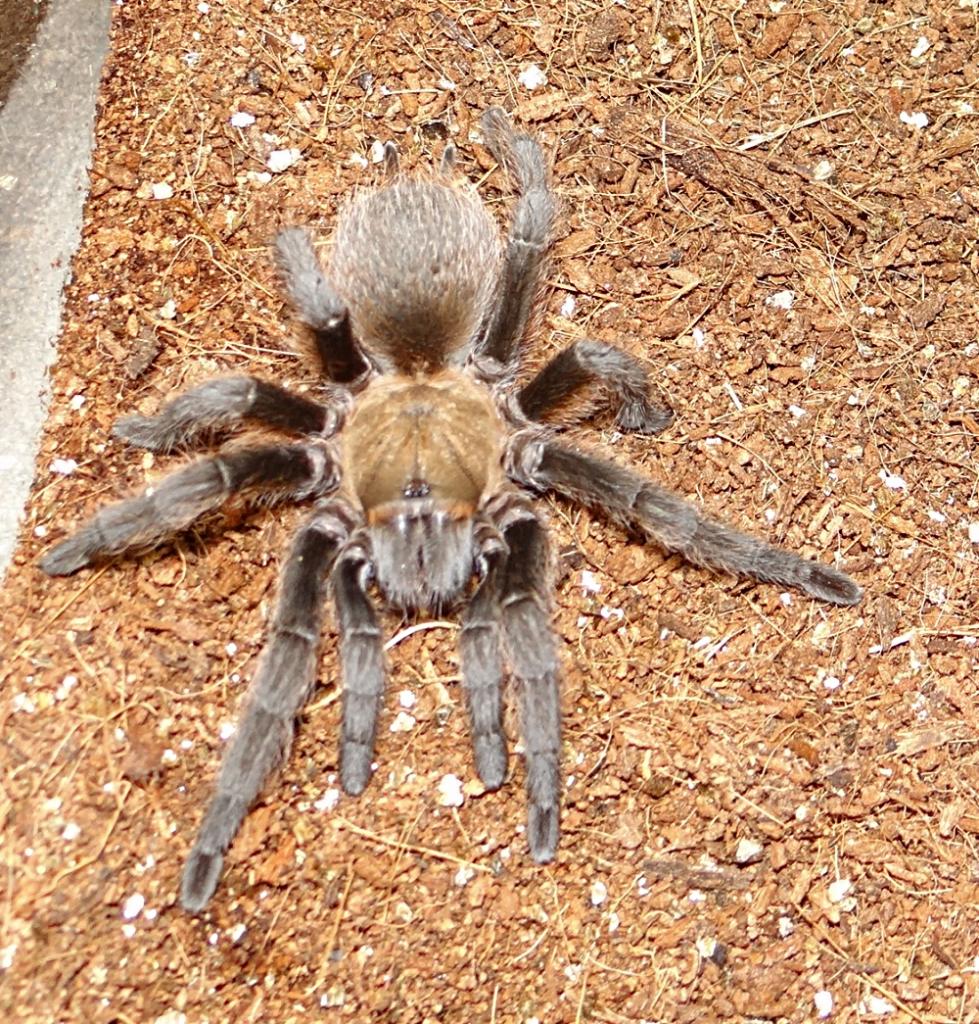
[3,2,978,1022]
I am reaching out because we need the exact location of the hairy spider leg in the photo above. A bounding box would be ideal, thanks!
[517,338,674,434]
[114,375,342,454]
[507,433,862,606]
[275,226,372,384]
[334,534,386,796]
[476,106,557,369]
[181,503,354,912]
[40,441,339,576]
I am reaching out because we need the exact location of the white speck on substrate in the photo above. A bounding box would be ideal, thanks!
[369,139,386,164]
[518,64,547,91]
[827,878,852,903]
[144,907,158,921]
[811,159,834,181]
[398,689,417,709]
[823,675,841,691]
[608,911,620,933]
[859,995,895,1015]
[389,711,416,733]
[437,773,465,808]
[765,289,795,310]
[158,298,177,319]
[121,924,137,939]
[764,508,777,524]
[219,721,236,741]
[55,674,78,700]
[879,470,907,490]
[928,509,947,523]
[208,931,219,946]
[579,570,602,594]
[899,110,929,129]
[968,522,979,544]
[11,693,36,714]
[225,642,237,656]
[62,822,81,841]
[230,110,255,128]
[636,874,650,897]
[692,326,707,348]
[734,837,764,864]
[438,77,456,90]
[778,915,795,937]
[0,943,16,970]
[348,152,369,170]
[151,182,174,200]
[314,788,340,812]
[43,797,62,813]
[197,2,209,12]
[590,880,608,906]
[33,524,47,537]
[289,32,306,52]
[161,749,178,765]
[453,866,475,887]
[155,1012,187,1024]
[688,889,706,903]
[560,294,576,318]
[50,458,78,476]
[814,989,834,1018]
[180,738,193,750]
[910,36,930,58]
[267,148,302,173]
[788,404,806,419]
[229,923,247,943]
[122,893,145,919]
[69,393,86,411]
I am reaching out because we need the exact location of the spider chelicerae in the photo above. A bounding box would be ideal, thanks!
[41,108,861,912]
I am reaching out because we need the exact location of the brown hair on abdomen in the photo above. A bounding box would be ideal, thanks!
[329,180,502,373]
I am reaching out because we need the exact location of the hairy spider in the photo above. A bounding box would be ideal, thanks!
[41,109,861,912]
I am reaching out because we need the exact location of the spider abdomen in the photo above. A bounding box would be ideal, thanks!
[330,179,502,373]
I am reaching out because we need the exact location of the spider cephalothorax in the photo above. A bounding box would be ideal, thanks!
[41,109,861,912]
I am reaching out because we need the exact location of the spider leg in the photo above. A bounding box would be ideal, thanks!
[275,226,372,384]
[440,141,457,176]
[508,434,862,606]
[458,516,508,789]
[476,107,556,369]
[39,441,339,576]
[517,339,674,434]
[493,502,561,863]
[113,375,344,453]
[334,537,386,795]
[382,140,399,177]
[181,502,353,912]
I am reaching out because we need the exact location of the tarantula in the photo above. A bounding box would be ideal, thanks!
[41,109,861,912]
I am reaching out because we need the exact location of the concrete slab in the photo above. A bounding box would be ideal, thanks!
[0,0,111,580]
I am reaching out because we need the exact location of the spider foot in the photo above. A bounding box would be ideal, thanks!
[181,846,224,914]
[340,744,373,795]
[40,535,94,576]
[615,399,674,436]
[473,735,508,791]
[112,413,175,452]
[528,804,558,863]
[803,563,862,606]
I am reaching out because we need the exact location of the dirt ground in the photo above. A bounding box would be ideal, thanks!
[2,0,978,1021]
